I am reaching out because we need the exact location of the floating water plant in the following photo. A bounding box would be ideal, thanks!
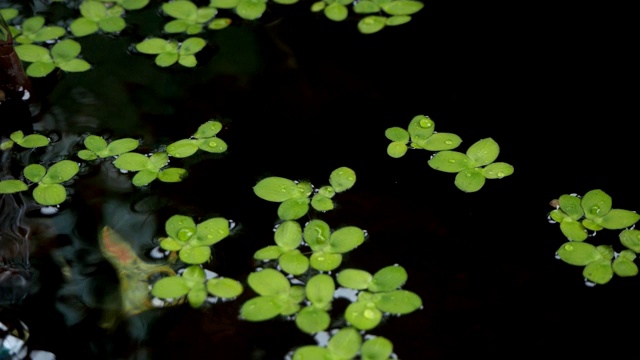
[23,160,80,205]
[77,135,140,160]
[135,36,207,67]
[161,0,218,34]
[14,39,91,77]
[2,130,50,149]
[69,0,127,37]
[12,16,66,44]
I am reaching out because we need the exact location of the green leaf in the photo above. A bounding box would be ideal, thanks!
[113,152,152,171]
[581,189,612,219]
[482,162,514,179]
[385,127,409,142]
[98,16,126,33]
[25,62,56,77]
[329,226,365,253]
[209,0,241,9]
[303,220,331,250]
[428,151,473,173]
[58,58,92,72]
[151,276,190,298]
[122,0,150,10]
[278,197,310,220]
[15,44,52,63]
[310,194,334,212]
[136,38,173,54]
[236,0,267,20]
[310,252,342,271]
[156,52,180,67]
[386,15,412,26]
[619,229,640,253]
[381,0,424,15]
[310,1,325,12]
[558,194,584,220]
[41,160,79,184]
[132,170,158,186]
[361,336,393,360]
[193,120,223,138]
[158,167,188,182]
[17,134,50,148]
[253,177,298,202]
[373,290,422,314]
[595,209,640,230]
[162,0,198,20]
[241,295,285,321]
[182,265,207,286]
[369,265,407,292]
[187,285,208,307]
[166,215,197,241]
[80,0,107,21]
[32,183,67,205]
[612,253,638,277]
[84,135,108,153]
[583,259,613,285]
[328,327,362,359]
[454,168,485,192]
[559,218,588,241]
[295,307,330,334]
[0,180,29,194]
[208,18,232,30]
[324,2,348,21]
[160,237,184,251]
[387,141,408,158]
[556,242,602,266]
[195,217,229,246]
[354,0,381,13]
[421,132,462,151]
[248,268,290,296]
[196,137,227,153]
[329,167,356,193]
[10,131,25,143]
[466,138,499,166]
[305,274,334,307]
[279,249,309,275]
[318,186,335,198]
[295,181,314,198]
[273,0,298,4]
[337,269,372,290]
[253,245,283,260]
[179,244,211,264]
[207,277,243,298]
[582,218,603,231]
[149,152,169,169]
[196,7,218,23]
[292,346,330,360]
[51,39,82,63]
[70,18,99,37]
[21,16,45,34]
[164,19,189,34]
[180,37,207,55]
[345,300,382,330]
[23,164,47,183]
[274,220,303,250]
[106,138,139,156]
[407,115,435,144]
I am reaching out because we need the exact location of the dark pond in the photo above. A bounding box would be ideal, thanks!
[1,0,638,359]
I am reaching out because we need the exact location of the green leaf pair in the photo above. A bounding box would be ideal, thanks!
[3,130,50,149]
[556,242,638,285]
[158,214,231,265]
[151,265,243,307]
[135,37,207,67]
[70,0,127,37]
[303,219,365,271]
[21,160,80,205]
[77,135,139,160]
[112,151,188,186]
[385,115,462,158]
[162,0,219,34]
[240,268,306,321]
[97,0,151,11]
[14,39,91,77]
[294,274,335,334]
[293,327,394,360]
[166,120,228,157]
[13,16,66,44]
[549,189,640,241]
[253,220,309,275]
[210,0,269,21]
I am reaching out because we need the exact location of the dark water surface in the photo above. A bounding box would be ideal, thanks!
[1,1,638,359]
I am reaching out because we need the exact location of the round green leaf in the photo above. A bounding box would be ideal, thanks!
[208,18,232,30]
[166,215,197,241]
[422,132,462,151]
[26,62,56,77]
[384,127,409,142]
[80,0,107,20]
[295,181,314,198]
[328,327,362,359]
[195,217,229,246]
[98,16,126,33]
[329,226,365,253]
[619,229,640,253]
[556,242,602,266]
[182,265,206,286]
[278,197,310,220]
[337,269,373,290]
[559,194,584,220]
[310,252,342,271]
[159,237,184,251]
[164,19,189,34]
[122,0,150,10]
[209,0,241,9]
[318,186,335,198]
[306,274,334,307]
[196,7,218,23]
[386,15,411,26]
[354,0,381,13]
[150,152,169,169]
[482,162,514,179]
[33,26,66,42]
[162,0,198,20]
[324,2,348,21]
[373,290,422,314]
[279,249,309,275]
[253,177,298,202]
[583,259,613,285]
[329,167,356,193]
[236,0,267,20]
[303,220,331,250]
[185,24,204,35]
[105,138,139,156]
[151,276,190,298]
[180,37,207,55]
[158,167,188,183]
[358,16,387,34]
[369,265,407,292]
[136,38,173,54]
[454,168,486,192]
[311,194,334,212]
[57,58,91,73]
[381,0,424,15]
[41,160,79,184]
[612,256,638,277]
[241,295,285,321]
[428,151,473,173]
[84,135,108,153]
[194,120,223,138]
[156,52,179,67]
[17,134,50,148]
[0,180,29,194]
[187,286,208,307]
[248,268,290,296]
[0,9,19,21]
[361,336,393,360]
[132,169,158,186]
[595,209,640,230]
[207,277,244,298]
[32,183,67,205]
[254,245,283,260]
[23,164,47,183]
[295,307,330,334]
[9,131,24,143]
[386,141,407,158]
[466,137,499,166]
[70,18,99,37]
[345,301,382,330]
[77,150,97,161]
[581,189,612,219]
[310,1,325,12]
[582,218,603,231]
[408,115,435,143]
[179,245,211,264]
[113,152,152,171]
[51,39,81,62]
[293,346,330,360]
[179,54,197,67]
[275,220,303,250]
[196,137,227,153]
[559,218,588,241]
[15,44,51,63]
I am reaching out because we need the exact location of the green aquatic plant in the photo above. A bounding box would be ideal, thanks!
[12,16,66,44]
[161,0,218,34]
[157,214,230,264]
[96,0,151,11]
[77,135,140,160]
[69,0,127,37]
[22,160,80,205]
[292,327,394,359]
[14,39,91,77]
[134,36,207,67]
[550,189,640,285]
[1,130,50,149]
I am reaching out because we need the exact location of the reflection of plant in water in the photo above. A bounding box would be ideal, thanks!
[550,189,640,285]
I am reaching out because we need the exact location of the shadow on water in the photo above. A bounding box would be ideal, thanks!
[1,0,639,359]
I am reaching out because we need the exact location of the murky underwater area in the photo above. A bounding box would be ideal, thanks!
[1,0,639,359]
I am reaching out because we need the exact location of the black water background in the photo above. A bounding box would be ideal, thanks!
[2,0,639,358]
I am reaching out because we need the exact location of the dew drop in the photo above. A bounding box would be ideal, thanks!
[177,227,194,241]
[418,119,432,128]
[448,159,456,163]
[208,141,217,147]
[364,309,376,319]
[444,139,453,145]
[563,244,573,251]
[497,172,505,177]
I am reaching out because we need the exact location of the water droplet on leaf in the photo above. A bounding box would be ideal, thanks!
[564,244,573,251]
[177,227,194,241]
[419,119,432,128]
